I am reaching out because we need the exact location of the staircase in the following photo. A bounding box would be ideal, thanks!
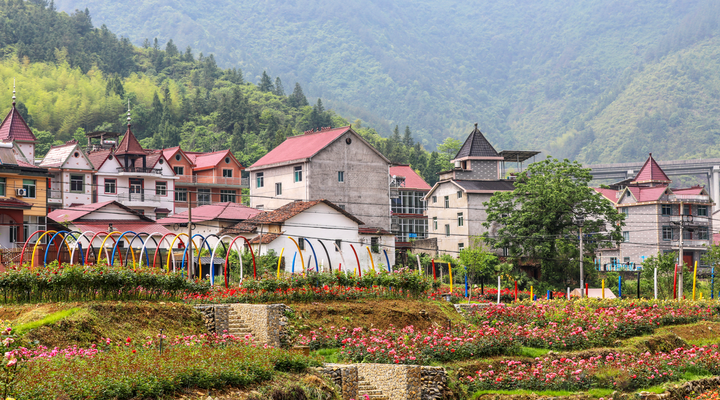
[227,313,254,339]
[357,376,388,400]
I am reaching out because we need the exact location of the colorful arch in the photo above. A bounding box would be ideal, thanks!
[209,235,234,286]
[303,238,319,273]
[288,237,305,276]
[107,231,138,267]
[42,230,73,266]
[383,249,391,272]
[166,233,198,274]
[276,248,285,278]
[181,233,212,278]
[366,246,376,273]
[122,232,152,269]
[30,230,62,269]
[69,231,96,265]
[224,236,256,284]
[349,244,361,277]
[334,242,347,273]
[317,240,333,272]
[19,230,47,268]
[55,230,83,265]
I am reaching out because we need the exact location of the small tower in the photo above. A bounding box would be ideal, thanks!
[114,104,147,171]
[0,80,37,160]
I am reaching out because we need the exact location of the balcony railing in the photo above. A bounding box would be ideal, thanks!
[669,215,710,225]
[174,175,249,187]
[117,193,161,204]
[117,167,163,175]
[672,239,711,247]
[49,190,62,199]
[668,194,711,202]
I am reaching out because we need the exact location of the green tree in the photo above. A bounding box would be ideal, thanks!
[458,237,498,284]
[258,71,273,92]
[288,82,308,108]
[642,251,683,299]
[483,157,625,290]
[273,77,285,97]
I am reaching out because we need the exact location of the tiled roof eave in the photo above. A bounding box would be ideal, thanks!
[453,156,504,161]
[246,158,310,171]
[630,180,672,185]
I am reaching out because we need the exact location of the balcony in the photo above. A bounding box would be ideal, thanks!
[117,193,162,206]
[669,215,710,225]
[668,194,711,203]
[671,239,711,248]
[117,167,163,175]
[48,189,62,204]
[174,175,249,188]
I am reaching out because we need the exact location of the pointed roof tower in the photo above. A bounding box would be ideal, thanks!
[452,123,503,162]
[114,105,145,156]
[0,80,37,143]
[630,153,671,186]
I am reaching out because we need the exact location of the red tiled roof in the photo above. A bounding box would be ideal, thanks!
[671,186,705,195]
[0,105,36,142]
[358,227,392,235]
[248,233,283,244]
[631,153,671,184]
[115,127,145,156]
[187,150,243,171]
[219,221,258,236]
[250,127,351,168]
[246,199,363,225]
[157,202,262,225]
[87,149,112,170]
[48,201,154,223]
[593,188,618,203]
[0,197,33,210]
[73,221,172,236]
[626,186,668,203]
[390,165,431,190]
[40,142,77,168]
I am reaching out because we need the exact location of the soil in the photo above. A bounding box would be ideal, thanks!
[289,299,460,333]
[666,320,720,342]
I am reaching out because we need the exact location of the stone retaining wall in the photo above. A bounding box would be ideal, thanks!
[420,366,448,400]
[315,364,358,400]
[453,303,499,314]
[194,304,229,333]
[194,303,289,347]
[637,376,720,400]
[316,364,448,400]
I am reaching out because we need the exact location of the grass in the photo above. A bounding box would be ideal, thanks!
[13,307,81,335]
[588,388,615,397]
[311,348,342,363]
[515,346,551,358]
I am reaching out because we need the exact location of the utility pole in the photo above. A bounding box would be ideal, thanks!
[579,225,584,298]
[187,193,193,279]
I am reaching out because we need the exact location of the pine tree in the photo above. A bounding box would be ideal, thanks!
[403,126,413,147]
[165,39,178,57]
[258,71,274,92]
[273,77,285,96]
[288,82,309,108]
[184,46,194,62]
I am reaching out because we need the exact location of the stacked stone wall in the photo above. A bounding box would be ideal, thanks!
[315,364,358,400]
[357,364,421,400]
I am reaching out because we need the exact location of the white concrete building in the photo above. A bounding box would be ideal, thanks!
[40,141,94,210]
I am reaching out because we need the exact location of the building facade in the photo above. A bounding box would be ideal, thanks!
[247,126,392,230]
[390,165,430,247]
[41,141,94,211]
[594,154,714,270]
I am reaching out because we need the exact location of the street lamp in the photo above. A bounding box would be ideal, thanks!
[575,215,585,298]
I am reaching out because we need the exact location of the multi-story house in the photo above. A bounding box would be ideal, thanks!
[424,125,516,256]
[41,140,94,211]
[0,94,49,249]
[87,123,177,220]
[247,126,392,230]
[390,165,430,247]
[594,153,714,270]
[162,147,247,214]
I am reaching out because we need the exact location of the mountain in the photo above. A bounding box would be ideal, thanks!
[52,0,720,162]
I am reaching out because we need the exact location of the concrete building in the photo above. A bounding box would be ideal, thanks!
[221,199,395,273]
[593,154,714,270]
[424,125,516,256]
[41,140,94,211]
[390,165,430,248]
[246,126,392,230]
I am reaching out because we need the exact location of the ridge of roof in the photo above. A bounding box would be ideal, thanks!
[453,124,500,160]
[115,127,145,156]
[389,165,431,190]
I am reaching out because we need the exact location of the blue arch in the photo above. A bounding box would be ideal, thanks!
[384,249,391,272]
[303,238,319,273]
[291,252,296,273]
[55,230,84,265]
[123,232,151,267]
[181,234,213,277]
[43,230,72,266]
[110,231,138,266]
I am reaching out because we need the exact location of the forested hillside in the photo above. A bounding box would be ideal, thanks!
[50,0,720,163]
[0,0,456,184]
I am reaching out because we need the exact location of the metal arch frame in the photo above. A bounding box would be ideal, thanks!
[303,238,319,273]
[366,246,376,273]
[107,231,137,267]
[123,232,152,269]
[19,230,47,268]
[41,231,72,267]
[276,248,285,278]
[181,233,212,278]
[209,235,234,287]
[223,236,256,287]
[288,237,305,276]
[134,232,163,269]
[317,240,332,272]
[383,249,391,272]
[334,242,347,273]
[86,231,120,266]
[349,244,361,277]
[55,230,83,265]
[150,233,184,271]
[291,252,297,273]
[69,231,95,265]
[166,233,198,274]
[197,234,222,280]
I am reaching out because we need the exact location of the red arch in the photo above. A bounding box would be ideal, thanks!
[224,236,256,288]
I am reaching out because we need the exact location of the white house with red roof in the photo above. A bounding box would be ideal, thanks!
[86,115,177,220]
[40,140,94,211]
[390,165,430,246]
[593,153,714,271]
[247,126,392,230]
[157,202,262,238]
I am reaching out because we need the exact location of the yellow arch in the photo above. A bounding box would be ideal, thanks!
[166,233,199,274]
[98,231,137,267]
[366,246,376,273]
[288,237,305,276]
[449,262,453,294]
[276,247,285,278]
[30,230,58,270]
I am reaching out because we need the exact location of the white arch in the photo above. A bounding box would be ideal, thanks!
[334,242,347,273]
[209,235,236,286]
[69,231,94,265]
[138,232,178,271]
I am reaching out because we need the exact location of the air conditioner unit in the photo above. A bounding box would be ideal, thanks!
[16,188,26,196]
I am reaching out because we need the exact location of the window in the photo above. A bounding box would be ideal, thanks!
[256,204,264,210]
[683,204,691,215]
[275,182,282,196]
[698,227,710,240]
[0,177,6,196]
[459,243,465,252]
[444,224,450,237]
[175,188,187,202]
[432,196,437,203]
[9,225,17,244]
[173,166,184,175]
[222,169,233,178]
[156,212,168,220]
[433,217,437,230]
[371,237,379,253]
[198,189,211,205]
[298,237,305,250]
[104,179,116,194]
[22,180,36,199]
[698,205,708,216]
[621,207,629,216]
[294,166,302,182]
[335,239,342,252]
[338,204,345,210]
[622,231,629,242]
[444,196,449,208]
[156,181,167,196]
[662,226,673,241]
[661,204,672,216]
[391,190,427,214]
[220,190,236,203]
[338,171,345,182]
[457,191,462,199]
[256,172,264,188]
[609,257,618,265]
[624,257,630,263]
[70,175,84,192]
[458,212,464,226]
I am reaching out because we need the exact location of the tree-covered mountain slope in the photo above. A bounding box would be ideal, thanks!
[53,0,720,160]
